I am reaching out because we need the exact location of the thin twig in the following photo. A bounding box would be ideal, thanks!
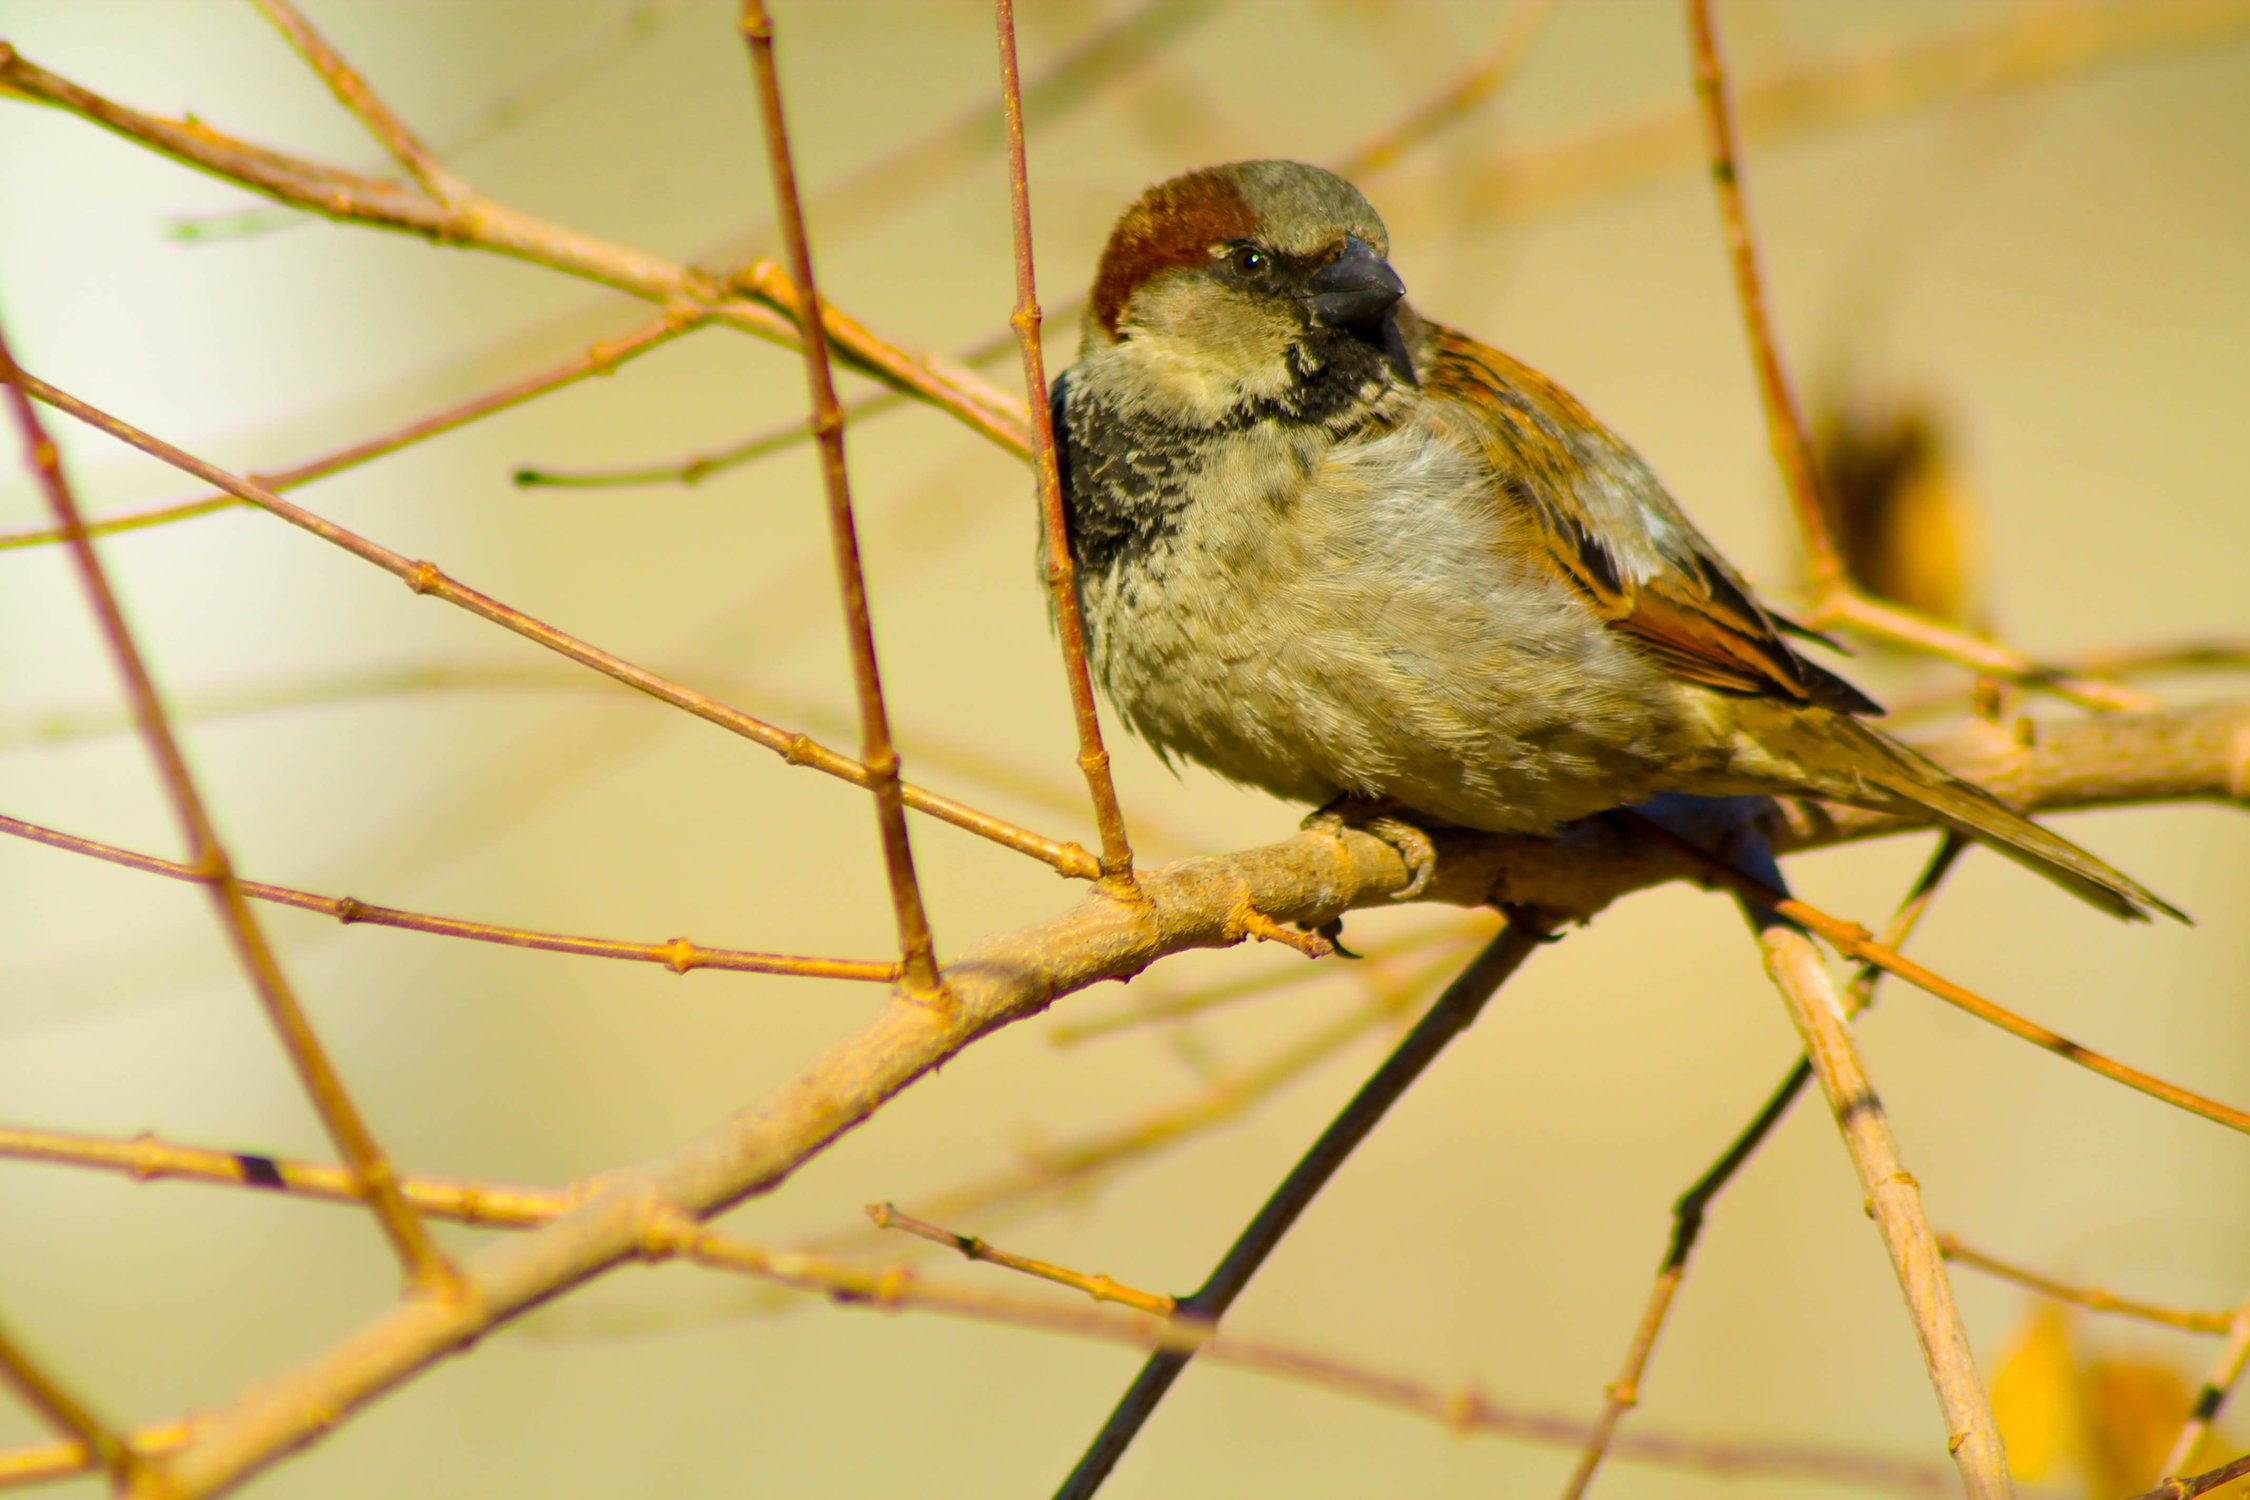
[246,0,469,202]
[1623,811,2250,1139]
[1823,591,2156,714]
[0,1123,565,1229]
[2158,1295,2250,1489]
[0,42,1032,454]
[1334,0,1555,176]
[996,0,1138,897]
[1054,916,1553,1499]
[868,1202,1174,1317]
[177,0,697,241]
[1050,917,1478,1044]
[11,367,1099,879]
[2126,1451,2250,1500]
[0,656,1208,859]
[1935,1234,2233,1337]
[1562,836,1965,1500]
[0,312,704,552]
[0,316,461,1300]
[1748,907,2011,1497]
[0,812,900,983]
[513,384,907,489]
[1682,0,2156,715]
[1685,0,1841,591]
[738,0,945,999]
[0,1317,148,1487]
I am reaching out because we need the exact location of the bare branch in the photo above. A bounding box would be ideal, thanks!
[1750,913,2010,1496]
[0,812,901,983]
[0,42,1031,454]
[996,0,1139,896]
[868,1202,1175,1317]
[10,367,1100,879]
[0,312,703,552]
[737,0,945,997]
[0,1317,149,1487]
[0,314,460,1298]
[245,0,469,202]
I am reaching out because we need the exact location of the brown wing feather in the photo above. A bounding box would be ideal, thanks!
[1422,322,1879,717]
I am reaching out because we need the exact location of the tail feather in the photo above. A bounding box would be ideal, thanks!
[1759,711,2186,924]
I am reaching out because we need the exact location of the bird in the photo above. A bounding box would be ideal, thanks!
[1046,159,2178,922]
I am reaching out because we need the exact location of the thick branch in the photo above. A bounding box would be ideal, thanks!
[145,700,2246,1495]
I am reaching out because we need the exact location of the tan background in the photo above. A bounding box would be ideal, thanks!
[2,2,2247,1495]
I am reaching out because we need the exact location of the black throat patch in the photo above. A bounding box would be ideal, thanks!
[1054,325,1403,576]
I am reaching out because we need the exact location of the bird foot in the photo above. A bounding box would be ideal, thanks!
[1303,798,1440,901]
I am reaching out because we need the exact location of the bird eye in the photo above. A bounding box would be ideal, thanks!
[1226,244,1269,278]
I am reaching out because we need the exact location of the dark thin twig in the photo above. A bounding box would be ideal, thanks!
[1053,913,1554,1498]
[0,316,461,1298]
[738,0,945,999]
[994,0,1139,897]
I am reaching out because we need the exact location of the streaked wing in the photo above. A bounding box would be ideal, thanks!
[1422,321,1879,716]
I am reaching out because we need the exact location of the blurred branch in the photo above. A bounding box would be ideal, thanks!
[2161,1294,2250,1489]
[868,1202,1175,1317]
[0,657,1209,859]
[0,41,1032,454]
[0,811,901,983]
[1332,0,1555,176]
[247,0,469,203]
[1470,0,2250,217]
[0,1318,147,1488]
[1936,1234,2234,1336]
[173,0,698,242]
[0,1123,564,1229]
[0,312,704,552]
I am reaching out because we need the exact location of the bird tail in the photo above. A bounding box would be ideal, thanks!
[1773,713,2185,924]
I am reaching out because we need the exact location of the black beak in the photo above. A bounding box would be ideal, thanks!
[1306,236,1405,329]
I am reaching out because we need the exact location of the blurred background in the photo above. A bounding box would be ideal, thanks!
[2,2,2247,1495]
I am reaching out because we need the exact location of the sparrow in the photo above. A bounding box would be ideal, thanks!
[1048,159,2177,921]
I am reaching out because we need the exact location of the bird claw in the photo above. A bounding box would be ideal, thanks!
[1303,799,1439,900]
